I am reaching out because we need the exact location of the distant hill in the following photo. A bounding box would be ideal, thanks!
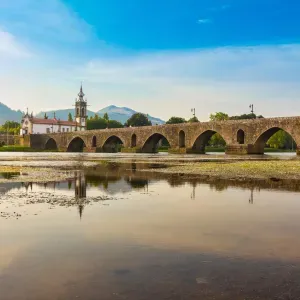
[0,103,165,125]
[0,102,23,125]
[97,105,165,125]
[36,105,165,125]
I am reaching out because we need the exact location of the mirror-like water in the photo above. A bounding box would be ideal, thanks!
[1,163,300,300]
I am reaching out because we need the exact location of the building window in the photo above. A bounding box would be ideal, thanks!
[46,128,50,134]
[62,128,65,132]
[67,128,69,132]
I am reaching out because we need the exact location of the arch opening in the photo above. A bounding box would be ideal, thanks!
[103,136,124,153]
[192,130,226,154]
[92,136,97,148]
[45,138,58,151]
[67,137,86,152]
[142,133,170,153]
[237,129,245,144]
[131,134,137,148]
[254,127,297,155]
[179,130,185,148]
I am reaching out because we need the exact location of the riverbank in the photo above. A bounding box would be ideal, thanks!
[140,160,300,181]
[0,152,299,184]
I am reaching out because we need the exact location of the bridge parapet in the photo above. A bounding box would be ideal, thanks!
[23,116,300,155]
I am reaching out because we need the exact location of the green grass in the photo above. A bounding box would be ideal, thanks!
[158,146,295,153]
[0,146,58,152]
[264,148,296,153]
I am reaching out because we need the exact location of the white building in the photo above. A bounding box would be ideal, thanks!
[20,85,88,135]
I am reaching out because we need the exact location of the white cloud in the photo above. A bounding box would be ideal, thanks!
[1,44,300,121]
[0,0,93,43]
[0,29,31,58]
[77,44,300,119]
[197,19,212,24]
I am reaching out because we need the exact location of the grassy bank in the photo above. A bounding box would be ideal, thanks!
[150,160,300,181]
[0,146,58,152]
[158,147,296,153]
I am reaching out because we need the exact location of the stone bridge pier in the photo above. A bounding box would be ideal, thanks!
[23,116,300,156]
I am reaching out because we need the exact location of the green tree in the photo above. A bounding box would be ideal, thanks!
[267,130,289,149]
[210,112,229,121]
[166,117,186,124]
[125,113,152,127]
[87,118,107,130]
[103,113,109,122]
[230,113,264,120]
[0,121,21,135]
[68,113,73,122]
[44,113,48,119]
[188,116,199,123]
[209,133,226,147]
[107,120,124,129]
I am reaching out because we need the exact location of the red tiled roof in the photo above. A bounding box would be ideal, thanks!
[31,118,77,126]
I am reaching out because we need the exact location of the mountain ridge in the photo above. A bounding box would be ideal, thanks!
[0,103,165,125]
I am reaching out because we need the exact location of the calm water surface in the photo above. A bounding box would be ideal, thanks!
[1,163,300,300]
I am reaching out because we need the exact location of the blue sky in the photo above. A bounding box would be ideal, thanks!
[0,0,300,120]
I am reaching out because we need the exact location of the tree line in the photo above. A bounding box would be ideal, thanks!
[0,121,21,135]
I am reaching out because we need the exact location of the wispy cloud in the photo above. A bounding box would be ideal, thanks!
[0,0,93,43]
[0,29,31,58]
[74,44,300,119]
[197,18,212,24]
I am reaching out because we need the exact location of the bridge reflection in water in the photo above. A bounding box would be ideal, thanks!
[14,162,300,224]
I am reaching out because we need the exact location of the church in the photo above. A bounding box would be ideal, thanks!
[20,85,88,135]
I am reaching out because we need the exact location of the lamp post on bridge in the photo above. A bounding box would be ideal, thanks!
[249,104,255,118]
[191,108,196,118]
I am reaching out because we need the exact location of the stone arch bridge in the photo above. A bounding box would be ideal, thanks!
[24,116,300,155]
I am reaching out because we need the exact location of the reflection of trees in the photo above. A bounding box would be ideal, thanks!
[125,177,149,189]
[86,175,121,189]
[0,172,20,179]
[209,181,229,192]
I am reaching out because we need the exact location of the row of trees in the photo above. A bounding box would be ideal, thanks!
[87,112,152,130]
[0,121,20,135]
[87,113,124,130]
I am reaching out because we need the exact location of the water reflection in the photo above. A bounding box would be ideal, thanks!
[1,164,300,300]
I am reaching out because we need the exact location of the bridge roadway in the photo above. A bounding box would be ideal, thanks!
[23,116,300,155]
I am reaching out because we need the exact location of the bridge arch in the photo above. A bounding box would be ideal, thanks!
[45,138,58,151]
[253,127,297,154]
[142,133,170,153]
[237,129,245,144]
[131,134,137,148]
[191,130,226,154]
[67,137,86,152]
[179,130,185,148]
[92,136,97,148]
[102,135,124,153]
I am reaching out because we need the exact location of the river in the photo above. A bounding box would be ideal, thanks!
[0,157,300,299]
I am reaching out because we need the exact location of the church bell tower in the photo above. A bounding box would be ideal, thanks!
[75,83,87,131]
